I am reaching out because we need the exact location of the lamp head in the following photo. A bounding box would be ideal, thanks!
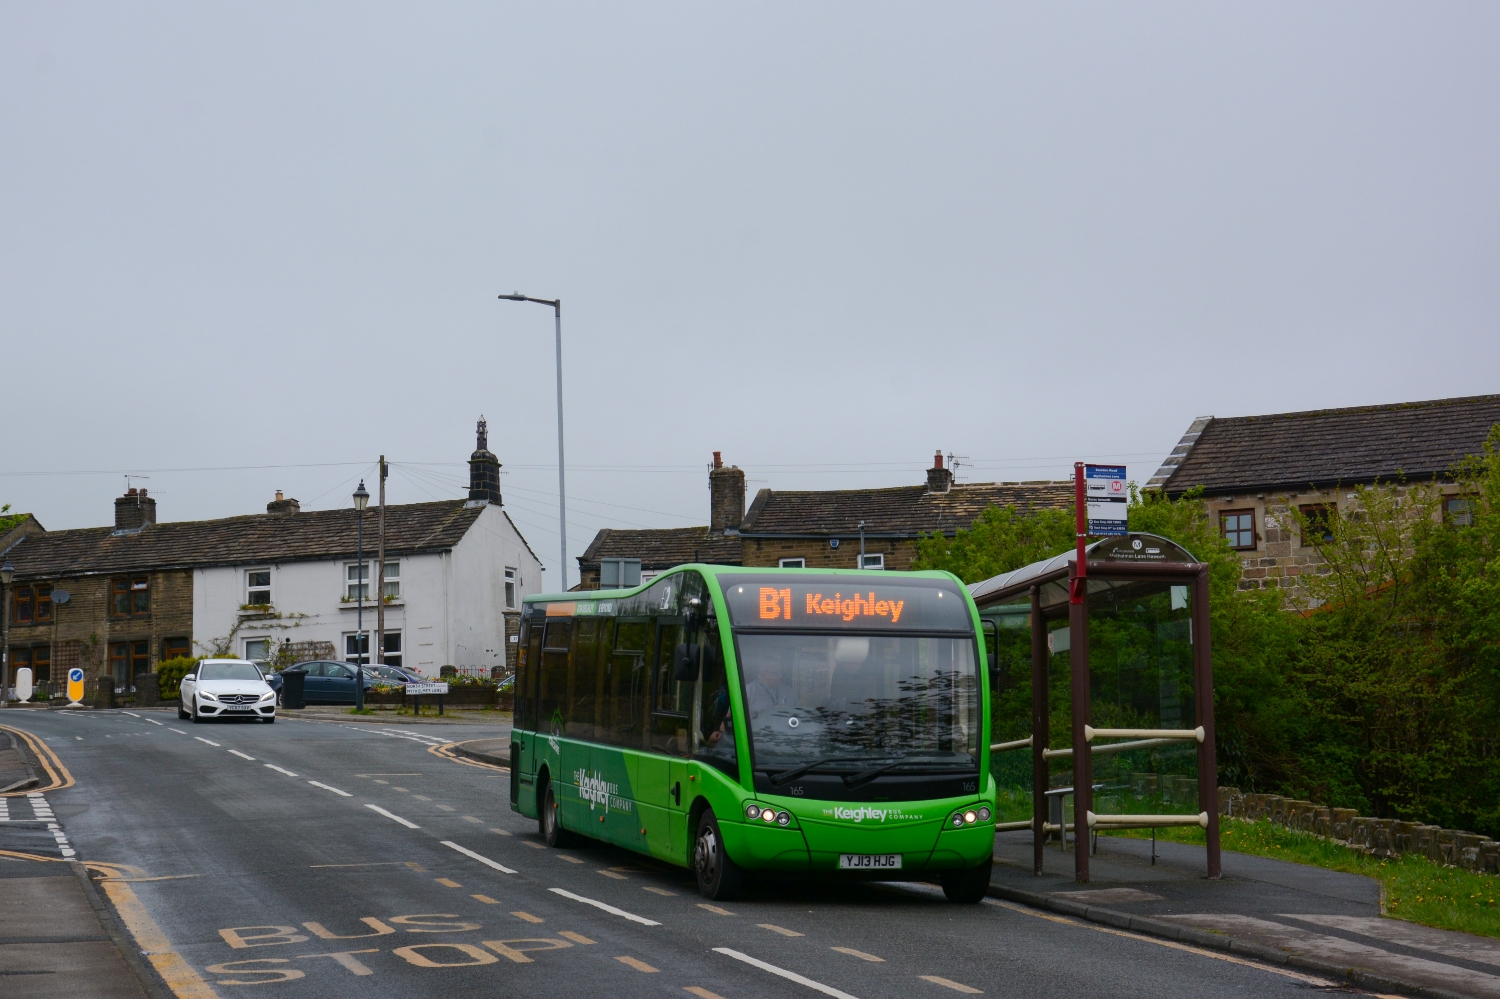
[500,292,525,301]
[353,480,370,512]
[0,560,12,586]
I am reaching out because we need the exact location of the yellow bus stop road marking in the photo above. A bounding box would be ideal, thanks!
[643,887,676,896]
[920,975,982,993]
[102,876,219,998]
[512,912,545,923]
[616,955,659,972]
[598,869,628,879]
[684,989,727,999]
[697,904,734,916]
[558,931,595,944]
[472,894,499,904]
[832,946,883,962]
[556,854,585,864]
[436,878,461,888]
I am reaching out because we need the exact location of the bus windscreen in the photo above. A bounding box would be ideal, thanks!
[718,575,973,632]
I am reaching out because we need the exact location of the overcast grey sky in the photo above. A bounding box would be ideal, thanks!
[4,3,1498,585]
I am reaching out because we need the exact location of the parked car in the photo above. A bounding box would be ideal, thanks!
[279,660,382,705]
[179,659,278,723]
[367,664,422,685]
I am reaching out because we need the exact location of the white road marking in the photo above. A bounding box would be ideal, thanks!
[194,737,221,746]
[27,793,76,859]
[265,764,299,776]
[146,719,163,726]
[548,888,661,926]
[122,711,140,718]
[442,840,517,874]
[308,781,352,797]
[713,948,860,999]
[365,804,419,829]
[228,750,256,760]
[169,728,188,735]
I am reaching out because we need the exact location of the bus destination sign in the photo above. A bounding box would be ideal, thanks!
[720,574,973,632]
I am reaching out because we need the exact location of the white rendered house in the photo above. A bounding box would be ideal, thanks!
[192,423,542,676]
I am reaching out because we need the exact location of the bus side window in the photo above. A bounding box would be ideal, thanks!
[607,620,650,750]
[569,618,601,741]
[539,618,573,736]
[696,616,737,775]
[518,616,543,731]
[648,618,689,756]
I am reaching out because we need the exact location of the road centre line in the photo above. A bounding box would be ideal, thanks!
[228,750,256,760]
[265,764,299,776]
[983,900,1342,989]
[442,840,517,874]
[194,737,220,746]
[713,948,861,999]
[145,719,163,726]
[122,711,140,718]
[308,781,352,797]
[365,804,420,829]
[549,888,661,926]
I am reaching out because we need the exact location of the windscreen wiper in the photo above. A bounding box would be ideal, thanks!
[842,759,976,790]
[765,756,897,787]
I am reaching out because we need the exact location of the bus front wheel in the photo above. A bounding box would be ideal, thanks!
[939,859,993,904]
[693,809,744,901]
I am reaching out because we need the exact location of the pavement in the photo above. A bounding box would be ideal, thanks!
[992,829,1500,999]
[0,703,1492,998]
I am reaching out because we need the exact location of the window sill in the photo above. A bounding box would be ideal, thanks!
[340,599,404,610]
[238,606,276,619]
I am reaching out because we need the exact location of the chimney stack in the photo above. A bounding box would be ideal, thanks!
[468,416,502,505]
[267,490,302,516]
[114,487,157,532]
[926,450,954,494]
[709,453,745,533]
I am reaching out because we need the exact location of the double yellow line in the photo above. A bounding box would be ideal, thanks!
[0,723,75,794]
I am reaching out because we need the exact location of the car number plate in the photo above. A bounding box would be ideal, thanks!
[224,706,254,712]
[838,853,902,870]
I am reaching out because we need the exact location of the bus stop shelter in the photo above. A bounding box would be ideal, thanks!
[970,533,1219,883]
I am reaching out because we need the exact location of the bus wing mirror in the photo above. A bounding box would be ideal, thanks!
[673,643,700,681]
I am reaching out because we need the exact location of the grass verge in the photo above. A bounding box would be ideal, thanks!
[1105,818,1500,939]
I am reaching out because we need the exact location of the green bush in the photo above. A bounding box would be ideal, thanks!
[155,656,200,700]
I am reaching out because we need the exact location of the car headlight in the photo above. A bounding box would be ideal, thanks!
[258,691,276,701]
[199,691,219,702]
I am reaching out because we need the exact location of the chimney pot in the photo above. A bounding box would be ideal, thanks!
[926,450,954,494]
[713,451,722,469]
[275,490,284,501]
[933,451,944,469]
[127,487,138,496]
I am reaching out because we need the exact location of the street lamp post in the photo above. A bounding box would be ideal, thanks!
[1,559,12,707]
[353,480,369,711]
[499,292,569,591]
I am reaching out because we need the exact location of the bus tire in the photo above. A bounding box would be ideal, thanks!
[939,859,992,904]
[540,778,577,848]
[693,808,744,901]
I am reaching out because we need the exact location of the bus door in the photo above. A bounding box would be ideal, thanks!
[537,616,582,827]
[599,618,650,850]
[641,615,692,861]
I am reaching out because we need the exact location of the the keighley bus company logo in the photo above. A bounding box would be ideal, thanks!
[575,769,633,814]
[823,805,920,823]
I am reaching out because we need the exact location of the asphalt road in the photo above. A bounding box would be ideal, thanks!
[4,708,1400,999]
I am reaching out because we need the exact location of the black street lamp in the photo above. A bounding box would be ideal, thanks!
[1,559,12,707]
[498,292,569,590]
[353,480,369,711]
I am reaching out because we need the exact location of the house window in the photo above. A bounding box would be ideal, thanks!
[859,553,885,570]
[109,642,127,685]
[380,561,400,599]
[12,586,32,623]
[1220,510,1256,550]
[12,648,29,680]
[244,638,271,662]
[35,584,52,621]
[345,633,370,665]
[111,576,150,616]
[778,557,806,569]
[109,640,149,686]
[1445,498,1475,527]
[246,569,271,606]
[346,563,370,601]
[1299,505,1335,545]
[382,632,402,669]
[31,646,50,683]
[162,637,191,662]
[504,567,517,609]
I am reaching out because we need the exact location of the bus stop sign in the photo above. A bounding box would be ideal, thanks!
[1085,465,1128,536]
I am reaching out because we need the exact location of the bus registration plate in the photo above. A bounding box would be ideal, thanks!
[839,854,901,870]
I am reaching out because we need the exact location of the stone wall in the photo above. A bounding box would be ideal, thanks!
[1218,786,1500,875]
[741,535,917,570]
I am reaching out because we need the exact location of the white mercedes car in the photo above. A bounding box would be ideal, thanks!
[179,659,278,723]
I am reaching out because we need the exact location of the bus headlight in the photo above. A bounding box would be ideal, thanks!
[746,803,762,820]
[977,806,992,822]
[775,811,791,826]
[964,810,978,824]
[951,813,965,828]
[760,808,777,822]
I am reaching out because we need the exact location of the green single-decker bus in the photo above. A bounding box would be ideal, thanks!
[510,565,995,901]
